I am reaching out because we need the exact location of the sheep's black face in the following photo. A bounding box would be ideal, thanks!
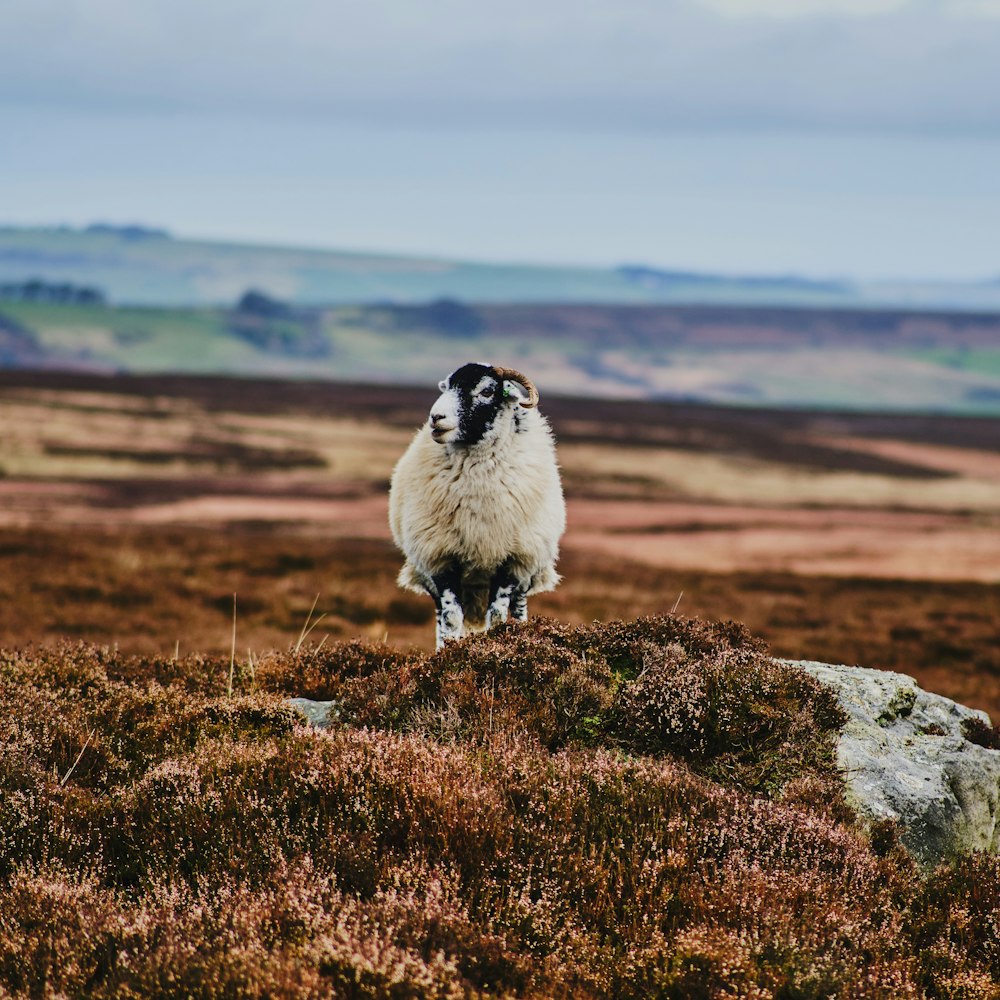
[429,363,518,447]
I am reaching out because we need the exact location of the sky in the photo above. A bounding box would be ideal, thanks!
[2,0,999,280]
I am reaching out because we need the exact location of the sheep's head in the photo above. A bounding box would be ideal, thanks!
[428,363,539,446]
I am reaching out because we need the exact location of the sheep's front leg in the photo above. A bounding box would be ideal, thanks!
[510,588,527,622]
[486,565,526,629]
[431,564,464,649]
[486,583,513,630]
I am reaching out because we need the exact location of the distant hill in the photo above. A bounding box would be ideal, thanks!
[616,264,852,296]
[3,225,1000,311]
[1,296,999,414]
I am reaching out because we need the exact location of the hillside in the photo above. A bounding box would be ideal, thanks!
[5,618,1000,998]
[0,226,845,310]
[2,297,1000,413]
[3,225,1000,311]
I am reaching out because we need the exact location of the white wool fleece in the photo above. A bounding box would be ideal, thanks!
[389,405,566,598]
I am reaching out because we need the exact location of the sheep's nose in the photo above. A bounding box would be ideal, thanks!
[430,412,446,426]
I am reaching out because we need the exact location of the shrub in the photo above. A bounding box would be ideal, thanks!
[0,618,997,998]
[283,616,846,795]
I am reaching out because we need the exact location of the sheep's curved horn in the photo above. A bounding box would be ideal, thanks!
[492,367,539,408]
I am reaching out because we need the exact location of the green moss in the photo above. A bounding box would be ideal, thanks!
[879,685,918,723]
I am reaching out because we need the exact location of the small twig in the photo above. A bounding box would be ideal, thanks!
[295,593,320,651]
[670,591,684,614]
[228,592,237,697]
[294,593,327,653]
[173,639,180,662]
[61,729,95,787]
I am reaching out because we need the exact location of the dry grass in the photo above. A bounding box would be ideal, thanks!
[0,385,410,482]
[0,374,997,588]
[0,372,995,711]
[559,439,1000,512]
[0,526,997,719]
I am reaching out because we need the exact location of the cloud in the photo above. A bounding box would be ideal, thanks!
[695,0,1000,15]
[1,0,998,132]
[695,0,910,17]
[947,0,1000,14]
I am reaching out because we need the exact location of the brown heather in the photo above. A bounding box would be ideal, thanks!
[3,617,1000,998]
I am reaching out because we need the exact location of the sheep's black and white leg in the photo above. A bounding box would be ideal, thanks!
[430,564,464,649]
[486,565,527,629]
[510,588,528,622]
[486,578,513,631]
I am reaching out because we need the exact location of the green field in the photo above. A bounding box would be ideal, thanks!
[4,225,1000,414]
[3,296,1000,413]
[915,348,1000,379]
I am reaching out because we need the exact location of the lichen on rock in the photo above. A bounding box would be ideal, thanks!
[791,660,1000,865]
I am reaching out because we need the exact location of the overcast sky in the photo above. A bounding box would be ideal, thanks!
[2,0,999,279]
[3,0,1000,130]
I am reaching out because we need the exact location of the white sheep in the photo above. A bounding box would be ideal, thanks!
[389,363,566,648]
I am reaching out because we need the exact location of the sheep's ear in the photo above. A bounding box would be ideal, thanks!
[502,380,527,404]
[493,367,539,408]
[438,380,449,392]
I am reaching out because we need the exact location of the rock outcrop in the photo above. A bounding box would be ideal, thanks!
[793,660,1000,865]
[286,697,338,730]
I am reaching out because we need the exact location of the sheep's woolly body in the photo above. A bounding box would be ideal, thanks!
[389,406,565,627]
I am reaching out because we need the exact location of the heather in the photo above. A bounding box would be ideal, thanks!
[3,617,1000,998]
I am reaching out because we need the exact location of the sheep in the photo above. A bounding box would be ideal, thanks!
[389,362,566,648]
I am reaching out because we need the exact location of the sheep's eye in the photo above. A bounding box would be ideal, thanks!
[479,388,494,399]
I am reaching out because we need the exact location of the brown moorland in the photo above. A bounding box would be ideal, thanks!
[2,371,1000,997]
[4,618,1000,998]
[0,370,997,711]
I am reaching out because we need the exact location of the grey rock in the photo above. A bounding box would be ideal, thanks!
[286,697,339,730]
[790,660,1000,865]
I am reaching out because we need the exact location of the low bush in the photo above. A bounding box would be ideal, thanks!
[1,618,998,997]
[256,616,844,795]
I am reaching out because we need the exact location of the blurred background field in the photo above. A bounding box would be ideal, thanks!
[0,0,997,746]
[4,230,1000,412]
[1,370,997,716]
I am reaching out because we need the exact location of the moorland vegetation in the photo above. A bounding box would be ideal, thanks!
[2,371,999,995]
[5,616,1000,998]
[0,371,997,713]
